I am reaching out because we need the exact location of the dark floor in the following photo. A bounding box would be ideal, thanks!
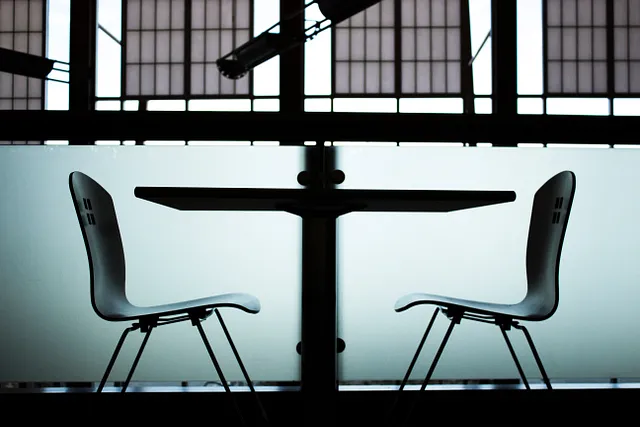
[1,388,637,424]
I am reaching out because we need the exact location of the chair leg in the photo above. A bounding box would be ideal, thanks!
[516,324,552,390]
[193,317,246,427]
[97,325,137,393]
[402,315,458,426]
[499,324,530,390]
[214,309,270,424]
[419,316,457,391]
[121,325,154,393]
[387,308,440,424]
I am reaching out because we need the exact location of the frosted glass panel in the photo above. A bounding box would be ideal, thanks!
[337,146,640,382]
[0,146,303,383]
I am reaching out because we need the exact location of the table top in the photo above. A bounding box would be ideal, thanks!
[134,187,516,213]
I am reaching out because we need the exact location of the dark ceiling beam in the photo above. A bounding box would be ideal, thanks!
[0,111,637,144]
[0,47,54,78]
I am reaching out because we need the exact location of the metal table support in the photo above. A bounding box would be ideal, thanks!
[300,144,339,425]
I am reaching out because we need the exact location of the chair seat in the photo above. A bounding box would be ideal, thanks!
[394,292,537,320]
[105,292,261,321]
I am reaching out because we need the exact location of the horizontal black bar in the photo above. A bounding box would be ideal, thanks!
[1,389,639,424]
[134,187,516,213]
[0,111,639,144]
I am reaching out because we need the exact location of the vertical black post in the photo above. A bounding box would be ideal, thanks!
[280,0,304,120]
[606,0,614,116]
[69,0,96,145]
[460,0,476,146]
[301,144,338,425]
[278,0,338,423]
[491,0,517,146]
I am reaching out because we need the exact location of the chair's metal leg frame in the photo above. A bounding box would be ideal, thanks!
[96,324,138,393]
[97,318,157,393]
[190,312,247,426]
[391,309,553,425]
[386,308,440,424]
[461,314,553,390]
[499,322,530,390]
[121,325,154,393]
[97,313,202,391]
[95,309,269,423]
[400,310,460,426]
[513,322,552,390]
[214,309,270,424]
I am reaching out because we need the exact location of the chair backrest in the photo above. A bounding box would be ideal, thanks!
[522,170,576,320]
[69,172,130,320]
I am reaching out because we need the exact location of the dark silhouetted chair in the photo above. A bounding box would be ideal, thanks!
[389,171,576,420]
[69,171,268,423]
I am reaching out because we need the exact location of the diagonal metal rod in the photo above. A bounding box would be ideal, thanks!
[516,324,552,389]
[419,318,457,392]
[215,309,270,423]
[194,318,246,426]
[386,308,440,424]
[97,325,137,393]
[403,316,458,426]
[468,30,492,66]
[500,325,530,390]
[121,326,153,393]
[399,308,440,392]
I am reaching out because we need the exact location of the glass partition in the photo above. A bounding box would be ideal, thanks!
[0,145,303,383]
[337,145,640,384]
[4,143,640,387]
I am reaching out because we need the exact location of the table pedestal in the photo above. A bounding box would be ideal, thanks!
[301,213,338,424]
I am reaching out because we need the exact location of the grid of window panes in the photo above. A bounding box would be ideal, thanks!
[544,0,608,94]
[333,0,395,94]
[333,0,463,95]
[0,0,46,145]
[544,0,640,95]
[614,0,640,93]
[0,0,46,111]
[123,0,252,99]
[191,0,251,96]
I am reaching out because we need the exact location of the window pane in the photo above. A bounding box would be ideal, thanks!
[0,0,46,117]
[544,0,608,95]
[98,0,122,41]
[518,0,543,94]
[546,97,610,115]
[96,30,122,97]
[305,3,331,95]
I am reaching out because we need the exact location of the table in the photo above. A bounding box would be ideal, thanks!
[134,185,516,424]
